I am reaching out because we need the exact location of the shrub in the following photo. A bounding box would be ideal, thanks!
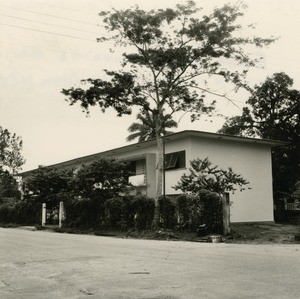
[159,196,177,229]
[63,195,155,230]
[131,195,155,230]
[104,197,125,229]
[174,158,249,194]
[0,199,41,225]
[176,194,191,230]
[104,195,155,230]
[198,190,223,233]
[64,197,105,228]
[176,190,223,234]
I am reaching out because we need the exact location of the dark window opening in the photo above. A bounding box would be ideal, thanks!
[165,150,186,170]
[129,161,136,173]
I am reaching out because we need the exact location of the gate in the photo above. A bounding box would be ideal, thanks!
[42,202,65,227]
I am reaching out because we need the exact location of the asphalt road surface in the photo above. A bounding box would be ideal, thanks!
[0,227,299,299]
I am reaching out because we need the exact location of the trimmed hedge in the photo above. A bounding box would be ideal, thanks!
[0,199,41,225]
[0,191,223,234]
[159,196,177,229]
[63,195,155,231]
[129,195,155,230]
[176,190,223,233]
[64,197,105,228]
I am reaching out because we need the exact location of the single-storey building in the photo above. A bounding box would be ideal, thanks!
[19,130,285,223]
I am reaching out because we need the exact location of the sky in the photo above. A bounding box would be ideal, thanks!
[1,0,300,172]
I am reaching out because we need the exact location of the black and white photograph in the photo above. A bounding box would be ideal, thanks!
[0,0,299,298]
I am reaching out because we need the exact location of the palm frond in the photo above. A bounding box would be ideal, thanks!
[126,111,178,142]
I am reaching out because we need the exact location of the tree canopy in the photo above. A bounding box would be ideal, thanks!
[0,170,21,203]
[62,1,275,227]
[63,2,274,123]
[0,126,25,202]
[0,125,25,175]
[73,158,133,199]
[24,158,133,207]
[219,72,300,201]
[219,72,299,141]
[24,167,74,208]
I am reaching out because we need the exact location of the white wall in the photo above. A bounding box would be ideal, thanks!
[189,137,274,223]
[164,137,191,195]
[110,135,274,223]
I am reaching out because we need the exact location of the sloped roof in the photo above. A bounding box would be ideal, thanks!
[18,130,286,177]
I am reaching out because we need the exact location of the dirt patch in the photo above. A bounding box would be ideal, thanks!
[122,224,300,244]
[226,223,300,244]
[3,223,299,244]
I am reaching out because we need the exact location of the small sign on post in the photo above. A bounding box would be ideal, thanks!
[42,203,46,226]
[59,201,65,228]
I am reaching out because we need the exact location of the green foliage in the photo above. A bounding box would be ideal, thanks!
[0,199,40,225]
[219,73,299,140]
[63,2,274,125]
[64,195,155,230]
[159,196,177,229]
[62,2,275,226]
[104,197,125,229]
[73,158,133,200]
[24,167,74,209]
[127,110,177,142]
[22,157,133,227]
[123,195,155,230]
[219,72,299,198]
[292,181,300,202]
[0,170,21,203]
[64,197,104,228]
[174,158,249,194]
[24,157,132,208]
[176,191,222,233]
[0,125,25,175]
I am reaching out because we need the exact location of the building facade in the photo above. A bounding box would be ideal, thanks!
[19,130,285,223]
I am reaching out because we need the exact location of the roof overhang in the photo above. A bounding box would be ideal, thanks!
[18,130,287,177]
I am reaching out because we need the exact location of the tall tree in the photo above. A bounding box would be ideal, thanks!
[0,125,25,175]
[0,126,25,202]
[219,72,300,202]
[127,110,177,142]
[62,1,274,227]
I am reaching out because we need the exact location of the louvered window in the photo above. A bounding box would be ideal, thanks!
[165,150,186,170]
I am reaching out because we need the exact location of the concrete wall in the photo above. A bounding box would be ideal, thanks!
[107,144,159,198]
[73,135,274,223]
[164,136,191,195]
[189,136,274,223]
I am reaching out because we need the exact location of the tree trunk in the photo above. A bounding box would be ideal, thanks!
[222,193,231,235]
[152,127,164,229]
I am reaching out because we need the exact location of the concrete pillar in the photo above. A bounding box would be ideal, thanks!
[59,201,65,228]
[145,153,157,198]
[222,193,231,235]
[42,203,46,226]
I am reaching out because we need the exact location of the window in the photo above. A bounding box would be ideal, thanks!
[165,150,186,170]
[129,160,146,175]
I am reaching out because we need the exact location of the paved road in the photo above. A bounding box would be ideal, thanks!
[0,228,299,299]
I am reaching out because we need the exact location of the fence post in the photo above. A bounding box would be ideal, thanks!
[42,203,46,226]
[222,193,231,235]
[59,201,65,228]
